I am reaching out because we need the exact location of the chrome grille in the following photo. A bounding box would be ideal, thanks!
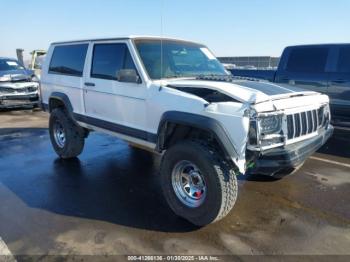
[0,86,37,94]
[0,87,16,93]
[286,108,324,139]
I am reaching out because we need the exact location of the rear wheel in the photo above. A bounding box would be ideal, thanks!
[160,140,238,226]
[49,108,85,158]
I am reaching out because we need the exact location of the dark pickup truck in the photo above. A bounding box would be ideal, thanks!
[230,44,350,128]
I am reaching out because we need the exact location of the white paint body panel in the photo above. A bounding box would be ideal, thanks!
[41,43,87,115]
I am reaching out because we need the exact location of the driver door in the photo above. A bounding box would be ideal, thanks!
[83,41,147,133]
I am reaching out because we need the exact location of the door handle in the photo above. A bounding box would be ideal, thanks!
[84,82,95,87]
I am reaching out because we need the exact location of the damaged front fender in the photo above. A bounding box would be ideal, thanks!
[157,110,247,174]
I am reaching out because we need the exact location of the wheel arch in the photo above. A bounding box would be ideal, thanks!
[48,92,75,120]
[156,111,240,167]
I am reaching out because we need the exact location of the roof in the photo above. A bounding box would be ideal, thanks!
[286,43,350,48]
[51,35,202,45]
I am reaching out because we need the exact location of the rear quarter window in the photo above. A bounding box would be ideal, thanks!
[49,44,88,77]
[286,47,329,73]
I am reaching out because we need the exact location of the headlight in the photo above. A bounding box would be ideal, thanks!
[258,115,282,134]
[0,76,11,82]
[248,120,258,145]
[323,104,331,127]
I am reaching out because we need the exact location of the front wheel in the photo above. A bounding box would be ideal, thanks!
[160,140,238,226]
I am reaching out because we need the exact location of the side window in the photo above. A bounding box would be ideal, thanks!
[49,44,88,76]
[337,46,350,73]
[91,43,137,80]
[286,47,329,73]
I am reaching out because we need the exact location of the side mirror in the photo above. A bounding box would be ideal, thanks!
[116,69,141,83]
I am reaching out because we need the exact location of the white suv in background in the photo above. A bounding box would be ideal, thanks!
[40,36,333,226]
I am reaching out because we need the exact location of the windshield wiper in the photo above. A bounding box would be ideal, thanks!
[196,74,233,82]
[162,75,196,79]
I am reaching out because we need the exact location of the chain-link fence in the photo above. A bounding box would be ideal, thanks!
[218,56,280,70]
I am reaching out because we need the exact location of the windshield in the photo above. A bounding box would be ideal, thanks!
[134,39,228,79]
[0,59,25,71]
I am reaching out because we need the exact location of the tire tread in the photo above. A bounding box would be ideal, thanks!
[160,139,238,225]
[49,108,85,158]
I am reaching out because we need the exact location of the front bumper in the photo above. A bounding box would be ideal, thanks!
[0,93,39,109]
[246,125,334,177]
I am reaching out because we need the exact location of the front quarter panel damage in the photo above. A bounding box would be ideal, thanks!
[150,83,250,174]
[204,102,250,174]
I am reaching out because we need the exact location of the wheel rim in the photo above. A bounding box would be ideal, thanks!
[171,160,207,208]
[53,120,66,148]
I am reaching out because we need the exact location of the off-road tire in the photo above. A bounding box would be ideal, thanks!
[160,140,238,226]
[49,108,85,158]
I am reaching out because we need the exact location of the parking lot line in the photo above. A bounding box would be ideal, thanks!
[0,237,15,261]
[310,156,350,168]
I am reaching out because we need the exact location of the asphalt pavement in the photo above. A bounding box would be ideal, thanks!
[0,109,349,260]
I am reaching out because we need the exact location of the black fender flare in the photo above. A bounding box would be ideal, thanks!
[48,92,75,120]
[156,111,239,163]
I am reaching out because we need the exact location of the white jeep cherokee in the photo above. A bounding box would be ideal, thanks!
[40,36,333,226]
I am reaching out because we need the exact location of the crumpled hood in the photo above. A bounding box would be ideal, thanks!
[0,69,38,90]
[0,69,33,82]
[163,78,318,104]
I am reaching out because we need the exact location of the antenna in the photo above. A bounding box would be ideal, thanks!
[160,0,164,84]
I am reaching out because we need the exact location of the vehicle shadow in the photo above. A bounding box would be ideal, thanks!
[0,128,198,233]
[1,127,348,232]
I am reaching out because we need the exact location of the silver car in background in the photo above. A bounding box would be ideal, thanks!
[0,57,39,109]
